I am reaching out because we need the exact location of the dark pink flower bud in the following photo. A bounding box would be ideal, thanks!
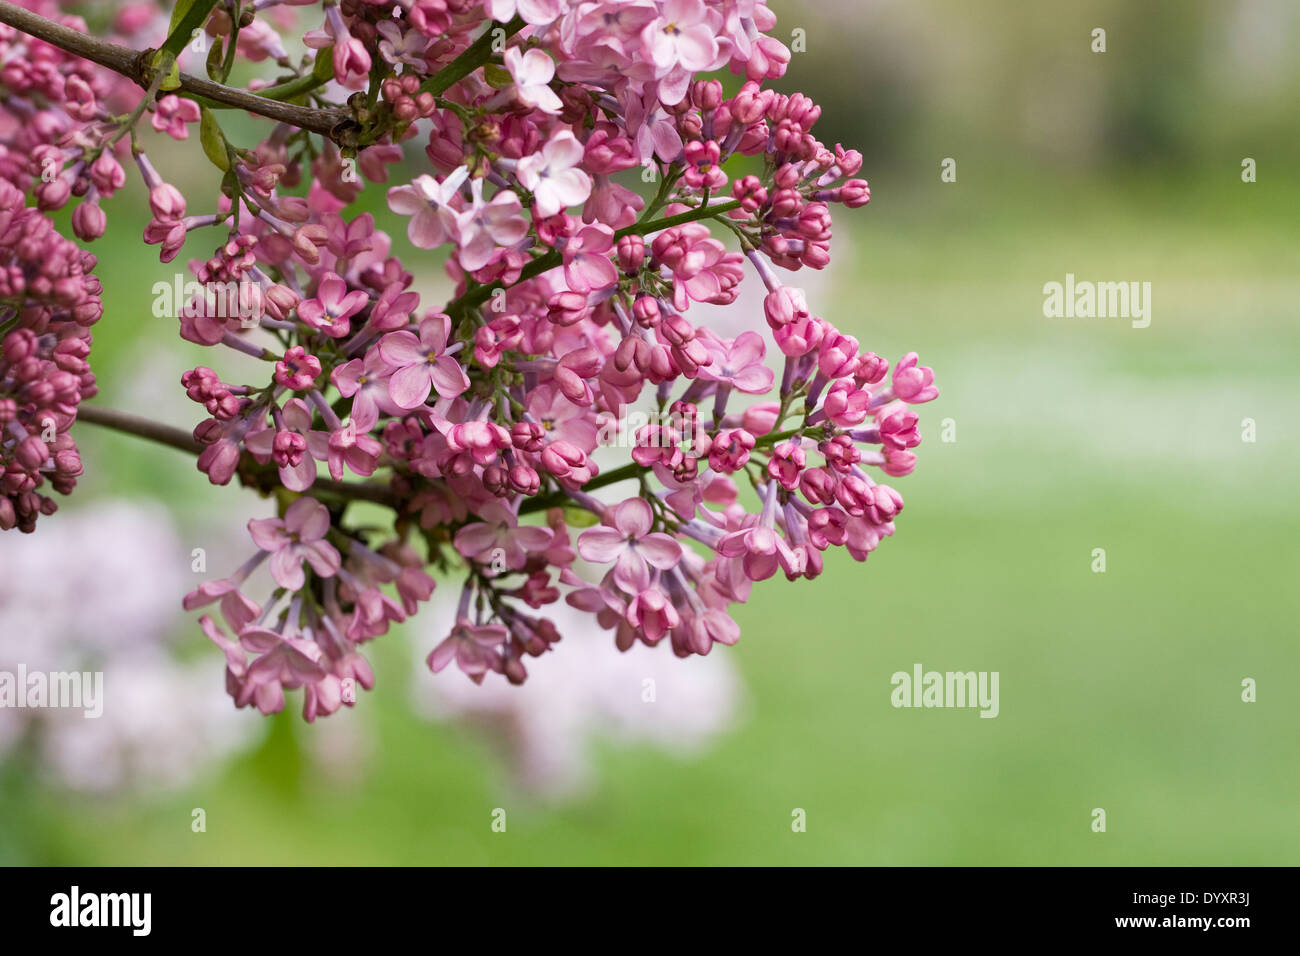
[616,234,645,273]
[89,152,126,195]
[692,79,723,111]
[854,351,889,386]
[708,428,755,473]
[508,463,540,496]
[841,179,871,207]
[892,352,939,403]
[822,379,870,427]
[632,295,660,328]
[540,440,588,480]
[818,331,860,378]
[273,430,306,468]
[763,286,808,328]
[511,422,544,453]
[148,183,186,220]
[546,290,589,326]
[15,436,48,471]
[482,464,509,496]
[742,402,780,436]
[767,440,805,489]
[800,466,838,505]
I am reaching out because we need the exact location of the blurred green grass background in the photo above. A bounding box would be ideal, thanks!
[2,0,1299,864]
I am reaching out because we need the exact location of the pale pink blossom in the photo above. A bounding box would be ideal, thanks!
[578,498,683,593]
[517,130,592,218]
[247,497,341,591]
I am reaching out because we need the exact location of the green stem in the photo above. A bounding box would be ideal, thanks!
[421,15,526,96]
[518,461,644,515]
[75,404,400,508]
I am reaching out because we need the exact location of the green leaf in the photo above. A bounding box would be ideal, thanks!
[160,0,219,61]
[563,507,601,528]
[159,57,183,91]
[312,47,336,82]
[166,0,198,37]
[205,34,225,81]
[199,107,230,171]
[483,63,512,89]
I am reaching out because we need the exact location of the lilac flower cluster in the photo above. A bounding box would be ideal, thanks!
[0,0,937,719]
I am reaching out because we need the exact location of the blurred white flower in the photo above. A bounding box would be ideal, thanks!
[412,599,745,800]
[0,500,260,791]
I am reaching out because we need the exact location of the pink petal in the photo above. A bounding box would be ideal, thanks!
[285,496,329,539]
[247,517,287,552]
[269,547,305,590]
[300,540,341,579]
[388,364,433,409]
[614,497,653,537]
[613,548,650,593]
[577,525,626,563]
[639,533,683,569]
[513,525,554,552]
[453,522,499,560]
[429,356,469,399]
[378,330,426,366]
[426,637,457,673]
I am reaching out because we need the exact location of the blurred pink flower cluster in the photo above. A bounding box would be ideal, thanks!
[0,1,937,719]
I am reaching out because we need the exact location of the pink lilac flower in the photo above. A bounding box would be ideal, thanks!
[0,1,939,708]
[697,330,775,393]
[562,224,619,293]
[427,617,509,681]
[387,167,468,248]
[504,46,563,115]
[247,497,341,591]
[453,501,554,571]
[378,312,470,408]
[151,95,200,140]
[456,178,529,271]
[577,498,683,593]
[517,130,592,218]
[331,352,401,431]
[891,352,939,403]
[297,272,369,337]
[526,383,600,453]
[375,20,431,69]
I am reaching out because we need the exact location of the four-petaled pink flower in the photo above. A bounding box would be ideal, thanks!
[236,626,328,714]
[526,382,599,453]
[697,329,775,393]
[427,617,508,681]
[646,0,719,71]
[297,272,369,338]
[326,420,382,481]
[504,46,562,115]
[387,167,468,249]
[456,178,529,272]
[453,500,554,571]
[151,94,200,140]
[274,345,321,391]
[517,130,592,218]
[375,19,431,69]
[577,497,683,593]
[332,351,400,432]
[247,497,342,591]
[378,312,470,409]
[562,224,618,293]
